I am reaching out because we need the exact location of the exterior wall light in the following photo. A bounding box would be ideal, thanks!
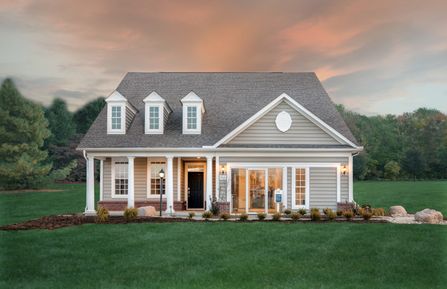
[220,165,226,175]
[341,165,348,176]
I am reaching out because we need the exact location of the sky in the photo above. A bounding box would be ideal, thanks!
[0,0,446,115]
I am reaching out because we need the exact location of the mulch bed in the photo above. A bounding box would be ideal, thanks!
[0,214,387,231]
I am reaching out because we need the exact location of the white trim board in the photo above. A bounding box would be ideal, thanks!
[212,93,360,149]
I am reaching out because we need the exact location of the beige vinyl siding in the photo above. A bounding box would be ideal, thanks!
[180,159,185,202]
[229,100,340,145]
[309,167,337,210]
[103,158,112,199]
[134,158,147,200]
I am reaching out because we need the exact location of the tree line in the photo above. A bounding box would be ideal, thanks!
[0,78,445,189]
[337,105,447,180]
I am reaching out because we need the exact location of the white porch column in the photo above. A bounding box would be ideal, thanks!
[127,156,135,208]
[348,155,353,202]
[99,158,104,201]
[206,156,213,210]
[165,156,175,214]
[215,156,220,201]
[85,156,95,215]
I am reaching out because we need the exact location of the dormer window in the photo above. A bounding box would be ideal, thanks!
[144,92,172,134]
[106,91,136,134]
[181,92,204,134]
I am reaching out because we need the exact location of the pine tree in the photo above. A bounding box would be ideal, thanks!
[45,98,76,146]
[0,79,52,189]
[73,97,105,134]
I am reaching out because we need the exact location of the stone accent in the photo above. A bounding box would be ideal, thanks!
[414,209,443,224]
[137,206,157,217]
[98,200,186,211]
[389,206,407,217]
[217,202,230,214]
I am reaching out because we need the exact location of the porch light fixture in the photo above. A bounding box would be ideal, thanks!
[220,165,226,175]
[341,165,348,176]
[159,169,164,216]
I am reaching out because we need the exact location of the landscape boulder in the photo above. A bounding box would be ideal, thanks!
[414,209,444,224]
[137,206,157,217]
[389,206,407,217]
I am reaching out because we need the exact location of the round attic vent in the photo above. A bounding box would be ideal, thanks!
[275,111,292,132]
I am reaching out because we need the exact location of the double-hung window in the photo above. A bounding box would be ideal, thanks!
[186,106,197,130]
[111,106,122,130]
[149,106,160,130]
[114,161,128,196]
[292,167,308,209]
[150,161,166,196]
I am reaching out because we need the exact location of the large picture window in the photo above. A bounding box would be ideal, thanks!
[111,106,122,130]
[294,168,306,206]
[186,106,197,129]
[114,161,128,196]
[150,162,166,196]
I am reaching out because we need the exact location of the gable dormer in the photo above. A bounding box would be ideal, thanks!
[181,91,204,134]
[106,90,136,134]
[143,91,172,134]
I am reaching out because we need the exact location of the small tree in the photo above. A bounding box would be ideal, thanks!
[384,161,400,180]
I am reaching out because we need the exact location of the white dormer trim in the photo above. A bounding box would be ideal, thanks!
[144,92,171,134]
[181,91,204,135]
[106,91,127,134]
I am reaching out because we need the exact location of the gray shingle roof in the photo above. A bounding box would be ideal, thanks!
[78,72,358,149]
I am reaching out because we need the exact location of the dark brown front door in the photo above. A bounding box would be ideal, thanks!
[188,172,204,209]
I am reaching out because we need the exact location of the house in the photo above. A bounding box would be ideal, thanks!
[77,72,362,215]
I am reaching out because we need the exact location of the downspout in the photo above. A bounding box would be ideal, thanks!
[83,150,87,212]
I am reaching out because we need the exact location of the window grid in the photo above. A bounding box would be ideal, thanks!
[115,161,128,195]
[187,106,197,129]
[295,168,306,206]
[151,162,166,195]
[111,106,122,130]
[149,106,160,130]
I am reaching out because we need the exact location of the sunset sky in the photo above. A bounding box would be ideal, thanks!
[1,0,446,115]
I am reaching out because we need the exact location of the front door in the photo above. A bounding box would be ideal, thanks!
[248,169,267,212]
[188,172,204,209]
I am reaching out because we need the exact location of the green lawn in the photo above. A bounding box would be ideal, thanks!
[1,182,446,288]
[354,181,447,215]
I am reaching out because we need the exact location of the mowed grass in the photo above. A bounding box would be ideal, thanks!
[354,181,447,215]
[0,183,97,226]
[1,223,446,289]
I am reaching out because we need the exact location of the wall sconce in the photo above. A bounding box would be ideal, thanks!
[341,165,348,176]
[220,165,226,175]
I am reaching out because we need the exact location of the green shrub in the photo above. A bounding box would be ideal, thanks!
[188,212,195,220]
[284,209,292,216]
[272,212,282,221]
[209,198,220,216]
[96,206,109,223]
[202,211,213,220]
[257,212,266,220]
[362,211,373,220]
[310,208,319,213]
[239,213,249,221]
[123,207,138,221]
[336,210,343,217]
[372,208,385,216]
[327,211,337,221]
[343,210,354,220]
[220,213,230,221]
[323,208,333,216]
[298,208,307,215]
[291,212,301,221]
[310,210,321,221]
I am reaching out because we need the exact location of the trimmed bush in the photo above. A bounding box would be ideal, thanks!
[323,208,332,216]
[336,210,343,217]
[220,213,230,221]
[123,207,138,221]
[210,199,220,216]
[327,211,336,221]
[362,211,373,220]
[372,208,385,216]
[96,206,109,223]
[298,208,307,215]
[291,212,301,221]
[188,212,195,220]
[257,212,266,221]
[284,209,292,216]
[202,211,213,220]
[343,210,354,221]
[310,210,321,221]
[239,213,249,221]
[272,212,282,221]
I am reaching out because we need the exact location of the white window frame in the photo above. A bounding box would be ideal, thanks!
[107,103,126,134]
[145,104,164,134]
[183,104,201,134]
[147,159,167,198]
[111,157,128,198]
[291,167,310,209]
